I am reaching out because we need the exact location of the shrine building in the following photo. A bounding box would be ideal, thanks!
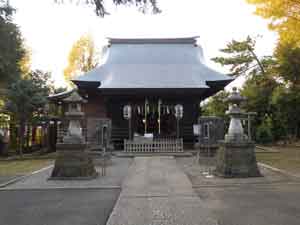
[49,37,233,150]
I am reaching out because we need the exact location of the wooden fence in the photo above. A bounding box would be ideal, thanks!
[124,138,183,153]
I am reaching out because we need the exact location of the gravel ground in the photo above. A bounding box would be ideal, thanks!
[0,188,120,225]
[175,156,300,225]
[2,157,133,190]
[0,175,20,186]
[176,156,298,187]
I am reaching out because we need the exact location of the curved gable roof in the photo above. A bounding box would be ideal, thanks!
[73,37,232,89]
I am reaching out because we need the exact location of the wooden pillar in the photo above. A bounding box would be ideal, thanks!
[158,99,162,135]
[144,98,148,134]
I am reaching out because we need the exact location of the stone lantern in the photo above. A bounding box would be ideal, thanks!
[50,90,97,179]
[63,91,86,144]
[225,87,247,142]
[215,87,261,178]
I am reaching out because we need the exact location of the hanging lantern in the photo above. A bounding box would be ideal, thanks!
[175,104,184,119]
[123,105,132,120]
[138,106,141,115]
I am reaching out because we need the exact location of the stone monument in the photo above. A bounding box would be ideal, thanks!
[215,87,261,178]
[50,91,98,179]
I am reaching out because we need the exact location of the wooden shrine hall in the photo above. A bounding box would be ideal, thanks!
[49,37,232,150]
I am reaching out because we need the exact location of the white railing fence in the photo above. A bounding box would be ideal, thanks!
[124,138,183,152]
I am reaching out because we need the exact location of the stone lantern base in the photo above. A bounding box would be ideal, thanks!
[50,144,98,180]
[214,141,261,178]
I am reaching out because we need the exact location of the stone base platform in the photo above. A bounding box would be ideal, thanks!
[198,144,219,157]
[215,141,261,178]
[50,144,98,180]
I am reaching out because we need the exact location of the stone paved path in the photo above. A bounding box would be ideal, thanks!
[106,156,217,225]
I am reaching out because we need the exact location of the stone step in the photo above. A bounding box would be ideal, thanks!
[114,151,193,157]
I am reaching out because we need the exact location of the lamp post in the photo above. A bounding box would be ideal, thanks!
[123,105,132,140]
[175,104,183,139]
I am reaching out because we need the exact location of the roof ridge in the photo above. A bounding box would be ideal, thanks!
[108,36,199,45]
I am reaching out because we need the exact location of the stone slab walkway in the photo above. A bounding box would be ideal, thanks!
[106,156,218,225]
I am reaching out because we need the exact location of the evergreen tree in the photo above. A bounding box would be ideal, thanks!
[5,70,53,155]
[212,36,266,77]
[0,0,25,88]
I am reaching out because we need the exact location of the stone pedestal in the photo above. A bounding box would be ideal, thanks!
[50,144,98,180]
[199,144,219,157]
[215,141,261,178]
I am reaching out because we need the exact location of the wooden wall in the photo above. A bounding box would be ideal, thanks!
[79,91,201,150]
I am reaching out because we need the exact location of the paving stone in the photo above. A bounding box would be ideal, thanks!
[106,156,218,225]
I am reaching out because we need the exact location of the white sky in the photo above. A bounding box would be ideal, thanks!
[10,0,278,88]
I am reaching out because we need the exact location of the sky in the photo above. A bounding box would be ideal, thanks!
[10,0,278,88]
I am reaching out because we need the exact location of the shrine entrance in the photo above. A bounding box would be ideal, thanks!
[131,99,177,138]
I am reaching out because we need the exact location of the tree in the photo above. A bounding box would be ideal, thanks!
[202,91,229,118]
[0,0,25,87]
[275,41,300,87]
[64,35,99,86]
[19,47,32,77]
[212,36,283,143]
[242,73,278,141]
[212,36,267,77]
[5,70,53,155]
[271,85,300,140]
[247,0,300,45]
[56,0,161,17]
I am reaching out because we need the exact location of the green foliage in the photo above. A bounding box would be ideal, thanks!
[0,1,25,87]
[213,33,300,143]
[256,116,273,144]
[5,70,53,154]
[6,73,51,121]
[202,91,229,118]
[275,41,300,86]
[212,36,266,77]
[271,85,300,139]
[242,74,277,116]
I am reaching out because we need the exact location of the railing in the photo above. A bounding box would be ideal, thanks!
[124,138,183,152]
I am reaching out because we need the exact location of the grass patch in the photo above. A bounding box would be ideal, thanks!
[0,159,53,176]
[257,146,300,174]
